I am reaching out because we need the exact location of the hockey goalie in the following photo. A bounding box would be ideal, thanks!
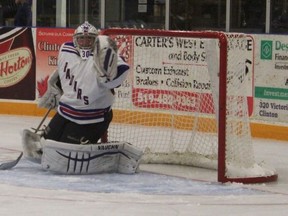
[22,21,143,174]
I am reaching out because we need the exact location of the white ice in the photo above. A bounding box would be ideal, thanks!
[0,115,288,216]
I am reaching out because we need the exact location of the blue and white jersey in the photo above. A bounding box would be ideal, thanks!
[57,36,129,124]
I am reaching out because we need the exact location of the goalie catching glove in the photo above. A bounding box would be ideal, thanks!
[93,35,118,83]
[38,70,62,109]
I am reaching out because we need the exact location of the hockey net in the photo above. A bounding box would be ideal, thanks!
[101,29,277,183]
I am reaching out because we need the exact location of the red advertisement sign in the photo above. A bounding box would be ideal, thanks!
[133,88,215,113]
[0,27,36,100]
[36,28,74,97]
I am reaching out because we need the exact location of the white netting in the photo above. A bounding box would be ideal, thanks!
[103,30,277,182]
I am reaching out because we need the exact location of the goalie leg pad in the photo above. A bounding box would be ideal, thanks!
[41,139,143,174]
[22,129,42,164]
[118,142,143,174]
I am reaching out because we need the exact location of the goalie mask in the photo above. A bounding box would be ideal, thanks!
[73,21,98,60]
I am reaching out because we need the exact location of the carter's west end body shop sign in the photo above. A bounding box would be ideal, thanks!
[0,28,36,100]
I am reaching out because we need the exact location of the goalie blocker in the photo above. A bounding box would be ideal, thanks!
[41,139,143,174]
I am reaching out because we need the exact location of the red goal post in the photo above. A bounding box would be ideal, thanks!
[101,28,278,184]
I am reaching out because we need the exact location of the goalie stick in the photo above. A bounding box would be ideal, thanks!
[31,106,53,134]
[0,152,23,170]
[0,107,52,170]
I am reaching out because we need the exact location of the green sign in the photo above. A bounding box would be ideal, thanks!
[255,86,288,100]
[260,40,273,60]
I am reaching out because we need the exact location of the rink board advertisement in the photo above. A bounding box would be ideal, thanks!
[131,35,213,113]
[35,28,74,97]
[113,34,254,115]
[0,27,36,100]
[1,27,288,131]
[253,35,288,123]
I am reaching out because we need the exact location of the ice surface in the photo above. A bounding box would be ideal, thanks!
[0,115,288,216]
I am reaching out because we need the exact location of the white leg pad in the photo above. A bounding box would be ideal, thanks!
[41,139,143,174]
[118,142,143,174]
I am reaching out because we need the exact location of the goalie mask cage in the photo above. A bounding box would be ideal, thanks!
[101,28,278,184]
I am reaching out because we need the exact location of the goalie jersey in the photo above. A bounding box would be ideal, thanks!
[56,35,129,124]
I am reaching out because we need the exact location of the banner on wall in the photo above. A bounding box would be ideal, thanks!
[253,35,288,123]
[35,28,74,98]
[0,27,36,100]
[3,27,288,125]
[111,34,254,116]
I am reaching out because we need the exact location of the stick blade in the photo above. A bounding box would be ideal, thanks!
[0,152,23,170]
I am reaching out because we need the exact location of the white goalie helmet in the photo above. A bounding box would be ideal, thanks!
[73,21,98,60]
